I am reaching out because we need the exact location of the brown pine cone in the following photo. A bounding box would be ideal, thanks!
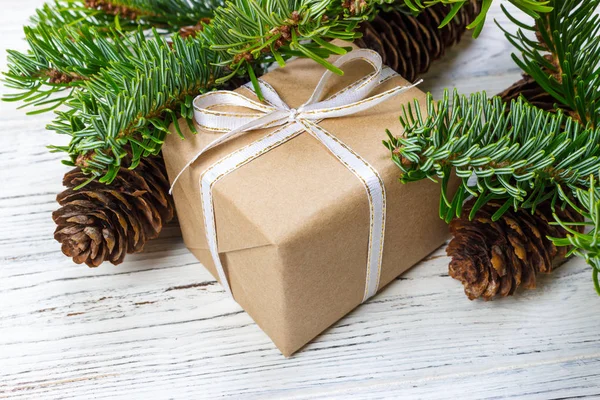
[447,198,584,300]
[53,152,175,267]
[356,2,480,82]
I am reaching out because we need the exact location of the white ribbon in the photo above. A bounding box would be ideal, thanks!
[170,49,421,303]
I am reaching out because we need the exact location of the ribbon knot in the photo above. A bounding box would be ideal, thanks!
[288,108,299,122]
[169,49,422,303]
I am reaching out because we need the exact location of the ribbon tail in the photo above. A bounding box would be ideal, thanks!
[200,121,305,300]
[299,119,386,302]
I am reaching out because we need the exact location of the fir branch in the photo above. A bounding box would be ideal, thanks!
[551,177,600,294]
[2,0,139,112]
[493,0,600,293]
[500,0,600,127]
[47,30,221,182]
[402,0,552,37]
[82,0,220,27]
[200,0,368,86]
[84,0,164,21]
[384,90,600,223]
[4,24,135,112]
[29,0,140,32]
[2,0,217,112]
[7,0,392,183]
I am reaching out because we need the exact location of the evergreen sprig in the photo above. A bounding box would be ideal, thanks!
[199,0,364,88]
[500,0,600,127]
[2,0,217,113]
[4,25,141,113]
[4,0,398,184]
[403,0,552,37]
[48,30,221,184]
[384,90,600,223]
[551,178,600,293]
[74,0,217,28]
[493,0,600,293]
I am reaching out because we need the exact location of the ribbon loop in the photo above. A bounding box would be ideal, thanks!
[193,91,276,131]
[170,49,421,303]
[302,50,382,106]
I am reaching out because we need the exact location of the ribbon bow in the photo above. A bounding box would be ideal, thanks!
[170,49,421,302]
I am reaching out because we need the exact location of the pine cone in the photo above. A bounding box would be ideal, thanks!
[53,152,175,267]
[447,198,584,300]
[356,2,480,82]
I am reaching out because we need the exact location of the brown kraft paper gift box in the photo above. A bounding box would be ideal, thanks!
[162,42,453,356]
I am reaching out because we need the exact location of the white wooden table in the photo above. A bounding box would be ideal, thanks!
[2,3,600,399]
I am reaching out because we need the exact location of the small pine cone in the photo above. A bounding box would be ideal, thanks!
[53,152,174,267]
[356,1,480,82]
[447,198,584,300]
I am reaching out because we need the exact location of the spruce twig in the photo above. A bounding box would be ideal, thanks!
[551,178,600,293]
[2,0,216,113]
[499,0,600,127]
[384,90,600,224]
[46,30,221,182]
[386,0,600,295]
[496,0,600,291]
[403,0,552,37]
[3,0,391,183]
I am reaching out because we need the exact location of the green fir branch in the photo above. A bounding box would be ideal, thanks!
[201,0,393,88]
[491,0,600,293]
[384,90,600,223]
[77,0,218,28]
[551,177,600,294]
[47,30,221,183]
[2,0,217,113]
[4,25,137,113]
[402,0,552,37]
[500,0,600,127]
[4,0,397,184]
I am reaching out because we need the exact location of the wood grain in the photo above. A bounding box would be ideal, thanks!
[1,2,599,399]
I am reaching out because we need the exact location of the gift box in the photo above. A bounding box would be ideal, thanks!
[162,42,453,356]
